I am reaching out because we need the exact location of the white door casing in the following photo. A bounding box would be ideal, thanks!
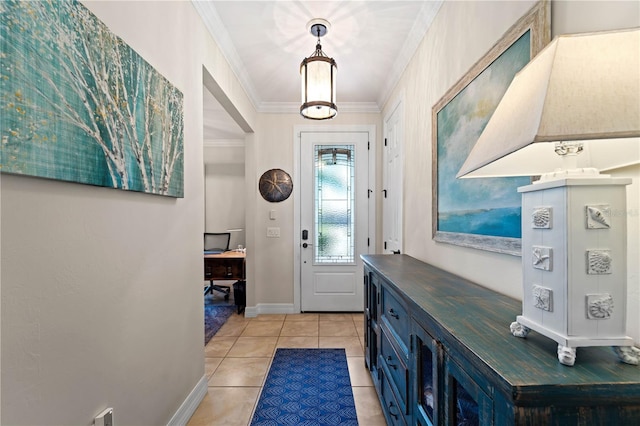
[383,100,403,255]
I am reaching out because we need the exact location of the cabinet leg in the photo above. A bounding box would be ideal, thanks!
[510,321,530,338]
[557,345,576,366]
[612,346,640,365]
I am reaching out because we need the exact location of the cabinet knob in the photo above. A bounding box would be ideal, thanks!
[388,401,399,419]
[388,308,399,319]
[386,355,397,369]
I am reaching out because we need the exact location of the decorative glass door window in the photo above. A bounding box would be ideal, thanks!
[314,145,355,264]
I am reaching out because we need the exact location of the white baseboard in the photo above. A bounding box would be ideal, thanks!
[244,303,296,318]
[167,375,207,426]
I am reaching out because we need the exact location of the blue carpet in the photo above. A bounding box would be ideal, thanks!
[204,302,235,344]
[250,348,358,426]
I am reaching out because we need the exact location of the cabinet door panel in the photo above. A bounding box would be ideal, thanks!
[445,357,492,426]
[413,322,442,426]
[368,270,380,323]
[364,268,379,383]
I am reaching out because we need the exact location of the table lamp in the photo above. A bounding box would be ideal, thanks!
[457,28,640,366]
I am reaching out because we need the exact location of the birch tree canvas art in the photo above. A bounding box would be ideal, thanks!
[0,0,184,197]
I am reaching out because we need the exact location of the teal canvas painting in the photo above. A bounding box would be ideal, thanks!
[432,1,550,255]
[0,0,184,197]
[436,32,531,240]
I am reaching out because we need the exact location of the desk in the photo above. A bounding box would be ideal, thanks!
[204,251,246,313]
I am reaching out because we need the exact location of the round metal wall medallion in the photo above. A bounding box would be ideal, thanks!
[259,169,293,202]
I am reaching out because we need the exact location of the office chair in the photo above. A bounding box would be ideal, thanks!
[204,232,231,299]
[204,232,230,254]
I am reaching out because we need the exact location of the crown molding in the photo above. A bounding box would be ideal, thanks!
[192,1,261,109]
[378,0,444,108]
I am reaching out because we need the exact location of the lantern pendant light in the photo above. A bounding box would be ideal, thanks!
[300,19,337,120]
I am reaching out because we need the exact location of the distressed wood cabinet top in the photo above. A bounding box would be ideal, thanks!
[362,254,640,404]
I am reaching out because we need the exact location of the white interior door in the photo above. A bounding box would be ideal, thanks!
[383,102,403,254]
[300,131,369,312]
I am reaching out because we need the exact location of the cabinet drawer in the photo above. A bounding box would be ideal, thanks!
[204,259,243,280]
[380,368,407,426]
[380,329,409,413]
[381,284,410,354]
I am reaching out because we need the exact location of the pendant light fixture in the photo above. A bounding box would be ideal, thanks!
[300,19,337,120]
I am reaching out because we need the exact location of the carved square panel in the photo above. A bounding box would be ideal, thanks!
[586,294,614,320]
[586,204,611,229]
[586,249,612,275]
[532,285,552,312]
[532,246,552,271]
[531,206,552,229]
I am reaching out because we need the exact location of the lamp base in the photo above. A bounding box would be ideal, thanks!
[511,318,637,366]
[537,167,602,182]
[516,176,637,367]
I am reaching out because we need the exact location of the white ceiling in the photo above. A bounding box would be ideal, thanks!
[195,0,443,139]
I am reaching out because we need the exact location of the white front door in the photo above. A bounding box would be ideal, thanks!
[383,101,403,254]
[299,131,370,312]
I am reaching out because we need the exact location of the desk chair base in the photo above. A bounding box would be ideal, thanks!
[204,281,230,301]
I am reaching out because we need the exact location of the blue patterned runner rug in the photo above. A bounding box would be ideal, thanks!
[250,348,359,426]
[204,303,235,345]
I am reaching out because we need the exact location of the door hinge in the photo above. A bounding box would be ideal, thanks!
[367,238,370,247]
[384,138,387,146]
[368,189,372,198]
[383,189,387,198]
[384,241,387,250]
[367,141,370,150]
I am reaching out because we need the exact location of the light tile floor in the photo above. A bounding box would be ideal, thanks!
[188,311,387,426]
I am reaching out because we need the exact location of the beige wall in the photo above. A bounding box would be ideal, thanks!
[204,163,246,248]
[383,0,640,343]
[0,1,254,424]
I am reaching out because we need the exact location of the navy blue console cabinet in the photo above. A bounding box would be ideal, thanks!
[362,254,640,425]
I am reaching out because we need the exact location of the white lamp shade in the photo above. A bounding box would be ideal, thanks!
[457,28,640,178]
[300,55,337,120]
